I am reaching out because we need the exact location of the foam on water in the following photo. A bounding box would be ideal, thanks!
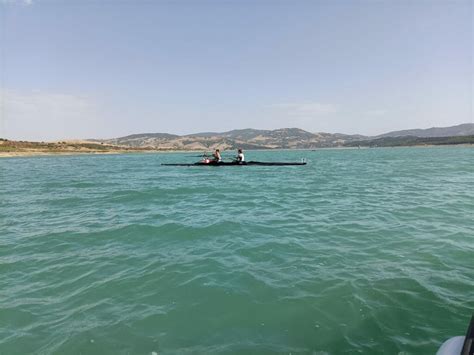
[1,147,473,354]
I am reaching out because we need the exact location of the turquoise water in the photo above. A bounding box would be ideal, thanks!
[1,147,473,354]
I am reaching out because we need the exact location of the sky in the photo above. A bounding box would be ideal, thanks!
[0,0,472,140]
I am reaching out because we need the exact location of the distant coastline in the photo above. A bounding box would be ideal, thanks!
[2,123,473,158]
[1,137,472,158]
[0,139,157,158]
[89,124,472,151]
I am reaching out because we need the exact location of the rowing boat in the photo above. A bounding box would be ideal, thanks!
[161,161,307,166]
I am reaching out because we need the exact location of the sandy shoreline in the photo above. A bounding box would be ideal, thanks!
[1,144,472,158]
[0,149,213,158]
[0,150,162,158]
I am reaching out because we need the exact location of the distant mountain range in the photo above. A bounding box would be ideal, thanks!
[375,123,474,138]
[94,123,474,150]
[345,135,474,148]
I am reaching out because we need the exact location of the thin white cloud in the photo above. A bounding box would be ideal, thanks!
[0,89,106,141]
[270,102,338,116]
[0,0,34,4]
[366,109,388,116]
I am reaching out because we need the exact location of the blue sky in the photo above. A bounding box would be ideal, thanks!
[0,0,472,140]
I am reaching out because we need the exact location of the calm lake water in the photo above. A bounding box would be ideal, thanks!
[1,147,473,354]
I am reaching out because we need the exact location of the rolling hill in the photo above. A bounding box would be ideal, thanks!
[93,123,473,150]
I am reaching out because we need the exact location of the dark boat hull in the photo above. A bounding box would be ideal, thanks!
[162,161,307,166]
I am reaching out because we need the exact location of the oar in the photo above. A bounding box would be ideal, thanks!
[186,152,212,158]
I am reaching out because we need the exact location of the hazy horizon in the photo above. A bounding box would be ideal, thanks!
[1,0,472,141]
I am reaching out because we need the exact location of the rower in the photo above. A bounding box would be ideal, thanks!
[213,149,222,162]
[236,148,245,163]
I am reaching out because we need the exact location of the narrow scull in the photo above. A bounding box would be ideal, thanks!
[162,161,307,166]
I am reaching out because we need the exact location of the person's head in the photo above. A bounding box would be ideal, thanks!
[238,149,242,153]
[215,149,220,153]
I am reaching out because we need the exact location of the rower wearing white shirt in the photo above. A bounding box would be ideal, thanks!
[236,149,245,163]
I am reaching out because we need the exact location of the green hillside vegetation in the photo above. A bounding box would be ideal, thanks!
[345,135,474,147]
[376,123,474,138]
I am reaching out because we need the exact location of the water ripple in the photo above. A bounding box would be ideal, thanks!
[1,148,473,354]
